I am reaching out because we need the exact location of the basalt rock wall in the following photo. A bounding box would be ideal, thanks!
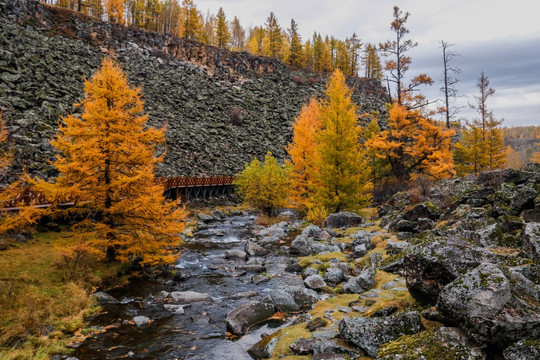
[0,0,388,181]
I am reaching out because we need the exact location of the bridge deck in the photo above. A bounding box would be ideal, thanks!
[0,176,236,210]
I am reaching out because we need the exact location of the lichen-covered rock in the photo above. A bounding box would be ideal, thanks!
[503,340,540,360]
[510,184,537,213]
[290,235,340,256]
[302,267,319,279]
[324,267,345,285]
[324,212,362,228]
[225,300,275,335]
[287,286,319,310]
[403,237,505,304]
[290,338,317,355]
[268,289,300,313]
[302,225,327,240]
[304,274,327,290]
[522,222,540,262]
[385,239,411,255]
[377,327,485,360]
[356,266,376,291]
[436,263,540,347]
[342,276,365,294]
[401,202,441,221]
[339,311,424,357]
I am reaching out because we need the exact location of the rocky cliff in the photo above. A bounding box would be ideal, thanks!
[0,0,388,182]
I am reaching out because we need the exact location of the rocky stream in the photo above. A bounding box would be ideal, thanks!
[71,212,308,360]
[67,166,540,360]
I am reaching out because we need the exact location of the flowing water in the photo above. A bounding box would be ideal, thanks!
[73,214,304,360]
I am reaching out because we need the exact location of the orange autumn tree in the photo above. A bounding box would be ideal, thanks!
[286,98,321,215]
[313,69,372,212]
[0,115,42,235]
[106,0,125,24]
[366,102,455,183]
[39,58,186,265]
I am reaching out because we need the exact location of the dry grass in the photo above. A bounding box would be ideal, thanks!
[0,230,122,359]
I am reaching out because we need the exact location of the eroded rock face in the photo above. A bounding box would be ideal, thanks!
[339,311,424,357]
[436,263,540,348]
[403,237,504,305]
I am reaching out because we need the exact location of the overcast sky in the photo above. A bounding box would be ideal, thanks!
[196,0,540,126]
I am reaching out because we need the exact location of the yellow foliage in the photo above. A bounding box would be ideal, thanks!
[0,115,42,235]
[286,98,321,214]
[306,205,327,226]
[234,152,291,216]
[366,102,455,183]
[106,0,124,24]
[37,58,186,265]
[0,174,43,234]
[313,69,372,212]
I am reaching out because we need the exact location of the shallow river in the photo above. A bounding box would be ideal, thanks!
[73,214,303,360]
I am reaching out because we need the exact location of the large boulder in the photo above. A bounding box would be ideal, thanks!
[339,311,424,357]
[377,327,485,360]
[268,289,300,313]
[403,237,504,305]
[401,202,441,221]
[503,340,540,360]
[226,300,276,335]
[436,263,540,347]
[287,286,319,310]
[324,212,362,229]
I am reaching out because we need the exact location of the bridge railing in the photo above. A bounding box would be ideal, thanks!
[1,175,236,209]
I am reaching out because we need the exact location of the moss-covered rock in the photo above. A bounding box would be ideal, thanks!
[377,327,485,360]
[339,311,424,357]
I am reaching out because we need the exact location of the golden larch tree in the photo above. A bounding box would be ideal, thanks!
[106,0,125,24]
[455,72,505,175]
[286,98,321,215]
[366,102,455,183]
[215,7,230,49]
[40,58,186,265]
[0,115,42,235]
[313,69,372,212]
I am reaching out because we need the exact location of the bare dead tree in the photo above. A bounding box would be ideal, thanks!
[440,41,461,128]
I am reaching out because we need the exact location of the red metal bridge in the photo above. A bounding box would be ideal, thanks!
[0,176,236,210]
[158,176,236,202]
